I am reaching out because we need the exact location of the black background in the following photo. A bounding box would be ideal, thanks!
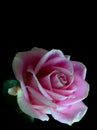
[0,7,97,129]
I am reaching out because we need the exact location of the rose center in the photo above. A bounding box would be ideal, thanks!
[51,72,68,88]
[58,74,67,85]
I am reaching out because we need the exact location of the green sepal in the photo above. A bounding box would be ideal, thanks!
[3,79,20,94]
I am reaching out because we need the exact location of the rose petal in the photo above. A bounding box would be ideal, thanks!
[54,59,73,74]
[51,72,64,88]
[27,68,52,100]
[51,101,88,125]
[39,75,52,90]
[73,75,89,100]
[72,61,87,79]
[20,81,29,100]
[17,89,49,121]
[12,47,47,81]
[43,57,71,69]
[54,67,74,87]
[31,105,51,114]
[58,75,89,105]
[35,49,65,74]
[53,85,77,96]
[39,71,56,90]
[28,86,56,107]
[46,89,68,101]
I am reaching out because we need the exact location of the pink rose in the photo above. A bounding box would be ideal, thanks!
[8,47,89,125]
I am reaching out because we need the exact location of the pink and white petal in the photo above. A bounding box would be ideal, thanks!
[37,65,56,79]
[50,72,64,88]
[72,61,87,79]
[46,89,68,101]
[39,71,54,90]
[53,85,77,96]
[28,86,56,107]
[54,67,74,87]
[12,47,47,81]
[55,59,73,74]
[20,81,29,100]
[73,75,89,102]
[51,101,88,125]
[35,49,65,74]
[31,105,51,114]
[43,57,71,69]
[17,89,49,121]
[27,68,52,100]
[58,76,89,105]
[54,63,73,75]
[12,55,24,81]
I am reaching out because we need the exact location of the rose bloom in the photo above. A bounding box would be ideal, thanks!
[8,47,89,125]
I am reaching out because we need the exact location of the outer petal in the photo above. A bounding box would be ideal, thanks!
[12,48,47,100]
[12,47,47,81]
[17,89,49,121]
[51,101,88,125]
[72,61,87,79]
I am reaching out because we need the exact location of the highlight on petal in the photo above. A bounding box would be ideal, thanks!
[72,61,87,79]
[20,81,29,100]
[17,89,49,121]
[51,101,88,125]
